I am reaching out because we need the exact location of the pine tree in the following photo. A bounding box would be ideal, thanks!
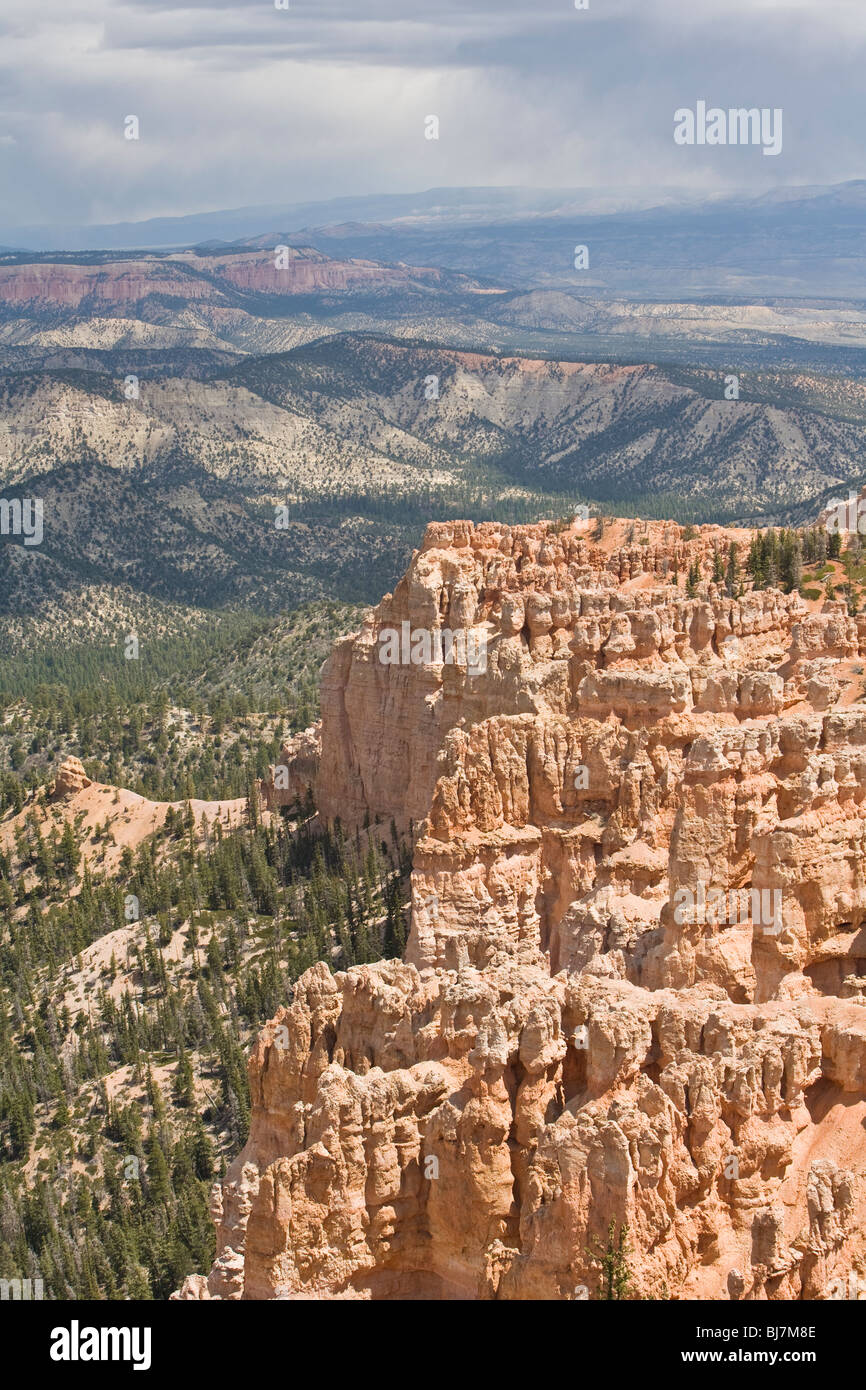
[173,1048,195,1108]
[58,821,79,879]
[725,541,739,598]
[588,1220,634,1300]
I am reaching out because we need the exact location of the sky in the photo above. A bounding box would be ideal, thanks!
[0,0,864,232]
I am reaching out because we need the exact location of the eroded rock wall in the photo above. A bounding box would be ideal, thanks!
[201,518,866,1300]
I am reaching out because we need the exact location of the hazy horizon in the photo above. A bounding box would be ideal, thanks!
[1,177,864,256]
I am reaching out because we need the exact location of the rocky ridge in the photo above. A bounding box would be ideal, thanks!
[183,516,866,1300]
[0,248,482,313]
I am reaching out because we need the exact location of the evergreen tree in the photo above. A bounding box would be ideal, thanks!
[725,541,739,598]
[588,1220,634,1301]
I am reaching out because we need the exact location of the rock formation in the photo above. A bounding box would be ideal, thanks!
[0,249,480,313]
[187,516,866,1300]
[49,755,92,799]
[262,726,321,812]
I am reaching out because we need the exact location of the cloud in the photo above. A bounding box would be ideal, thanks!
[0,0,862,234]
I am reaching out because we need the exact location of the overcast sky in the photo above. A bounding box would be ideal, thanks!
[0,0,864,232]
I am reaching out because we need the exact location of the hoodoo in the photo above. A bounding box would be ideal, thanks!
[180,516,866,1300]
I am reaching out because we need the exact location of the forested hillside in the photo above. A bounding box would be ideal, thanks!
[0,731,409,1298]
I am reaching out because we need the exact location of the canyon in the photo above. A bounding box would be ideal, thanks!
[179,514,866,1300]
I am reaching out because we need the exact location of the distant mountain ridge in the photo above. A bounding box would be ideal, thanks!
[2,181,865,300]
[0,245,490,312]
[0,185,730,252]
[3,333,866,654]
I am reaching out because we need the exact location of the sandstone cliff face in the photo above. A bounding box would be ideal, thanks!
[0,250,475,314]
[262,726,321,812]
[198,518,866,1300]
